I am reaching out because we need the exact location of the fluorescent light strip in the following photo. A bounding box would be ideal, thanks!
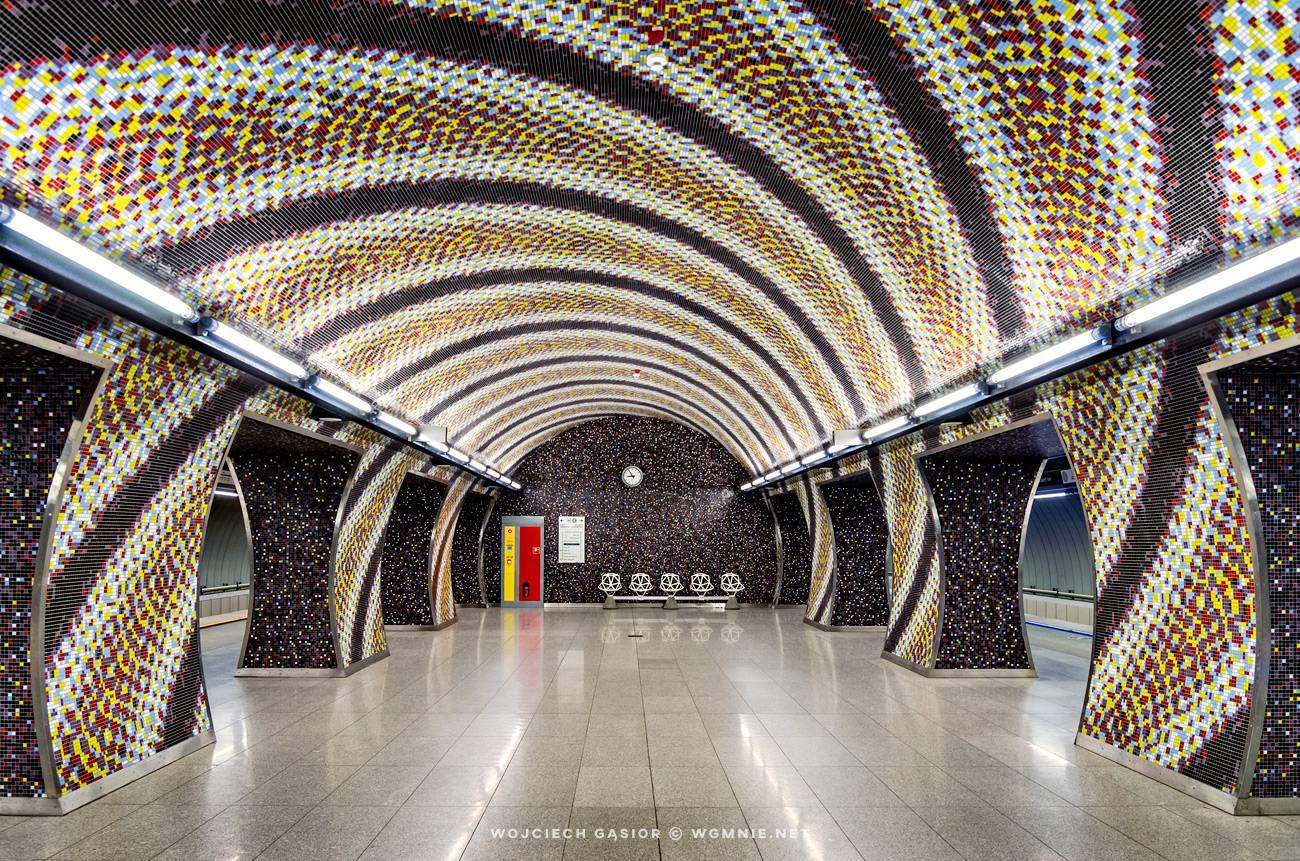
[313,378,371,413]
[5,211,197,320]
[987,330,1103,385]
[374,411,416,437]
[469,458,486,471]
[208,322,306,378]
[1035,490,1077,499]
[779,463,800,475]
[799,451,828,467]
[827,442,856,454]
[763,469,780,481]
[914,383,982,418]
[860,416,910,441]
[1119,235,1300,330]
[212,488,240,498]
[446,448,468,463]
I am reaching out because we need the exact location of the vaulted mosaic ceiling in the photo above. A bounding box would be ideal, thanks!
[3,0,1297,474]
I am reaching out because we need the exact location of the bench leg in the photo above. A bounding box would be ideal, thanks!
[604,595,619,609]
[663,595,679,610]
[725,595,740,610]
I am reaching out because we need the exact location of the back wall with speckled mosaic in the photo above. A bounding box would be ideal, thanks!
[481,416,776,603]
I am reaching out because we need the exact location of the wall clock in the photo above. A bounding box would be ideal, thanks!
[621,465,644,487]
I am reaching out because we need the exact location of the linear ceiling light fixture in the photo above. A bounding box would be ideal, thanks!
[913,383,984,418]
[374,410,416,438]
[1118,235,1300,331]
[311,377,372,413]
[3,209,197,321]
[201,318,307,379]
[859,415,911,442]
[987,329,1108,386]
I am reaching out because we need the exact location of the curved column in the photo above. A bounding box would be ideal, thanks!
[882,415,1065,677]
[821,470,891,628]
[228,414,364,677]
[922,455,1043,675]
[0,326,109,813]
[1198,334,1300,814]
[770,492,812,607]
[380,471,449,629]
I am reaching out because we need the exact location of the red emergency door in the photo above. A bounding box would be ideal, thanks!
[518,525,542,603]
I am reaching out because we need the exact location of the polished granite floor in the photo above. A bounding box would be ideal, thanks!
[2,607,1298,860]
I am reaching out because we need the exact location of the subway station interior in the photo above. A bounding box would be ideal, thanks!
[1,1,1299,859]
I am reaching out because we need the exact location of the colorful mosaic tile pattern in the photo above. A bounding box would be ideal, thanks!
[3,0,1296,495]
[794,476,837,625]
[0,339,101,799]
[771,492,812,608]
[822,474,890,628]
[878,297,1297,794]
[380,473,449,626]
[0,269,254,794]
[229,421,361,671]
[880,431,942,667]
[479,416,776,604]
[329,436,410,666]
[925,458,1040,670]
[1219,361,1300,798]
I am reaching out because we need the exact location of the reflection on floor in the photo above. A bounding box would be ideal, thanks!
[2,607,1295,860]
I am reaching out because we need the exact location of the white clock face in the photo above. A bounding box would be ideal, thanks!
[621,465,644,487]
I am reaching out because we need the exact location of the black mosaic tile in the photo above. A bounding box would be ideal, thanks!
[823,474,889,627]
[480,416,776,603]
[924,457,1039,670]
[381,473,448,626]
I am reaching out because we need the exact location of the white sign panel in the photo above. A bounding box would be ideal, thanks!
[558,516,585,563]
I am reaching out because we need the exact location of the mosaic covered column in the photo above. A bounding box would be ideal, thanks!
[380,471,449,629]
[821,471,891,628]
[921,456,1043,674]
[1198,338,1300,813]
[0,327,108,812]
[227,415,366,677]
[770,491,812,606]
[881,416,1062,677]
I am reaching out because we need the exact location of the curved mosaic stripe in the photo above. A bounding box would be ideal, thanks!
[404,0,1001,386]
[47,403,236,789]
[45,329,233,578]
[463,387,766,476]
[330,442,405,667]
[448,366,778,458]
[1080,399,1253,778]
[402,332,808,463]
[881,0,1168,338]
[193,203,857,426]
[1215,0,1300,257]
[438,354,780,456]
[796,477,839,626]
[429,478,486,626]
[1037,345,1164,590]
[319,277,808,402]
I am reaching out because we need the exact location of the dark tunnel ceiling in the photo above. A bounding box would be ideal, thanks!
[2,0,1296,474]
